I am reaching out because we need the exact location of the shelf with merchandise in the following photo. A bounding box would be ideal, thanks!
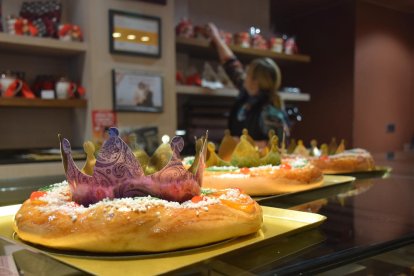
[176,36,310,63]
[176,84,310,103]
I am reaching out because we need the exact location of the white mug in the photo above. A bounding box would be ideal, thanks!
[56,80,77,99]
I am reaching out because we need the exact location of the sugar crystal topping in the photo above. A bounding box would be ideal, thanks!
[34,181,248,216]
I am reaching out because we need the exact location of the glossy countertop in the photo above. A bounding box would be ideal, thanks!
[1,151,413,275]
[169,151,414,275]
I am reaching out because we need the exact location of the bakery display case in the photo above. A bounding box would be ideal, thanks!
[0,151,413,275]
[169,168,414,275]
[0,0,412,274]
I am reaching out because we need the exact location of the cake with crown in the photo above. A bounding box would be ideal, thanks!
[287,138,375,174]
[185,129,324,196]
[13,128,263,253]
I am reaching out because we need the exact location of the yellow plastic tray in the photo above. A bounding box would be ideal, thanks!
[325,166,392,178]
[255,175,355,202]
[0,205,326,275]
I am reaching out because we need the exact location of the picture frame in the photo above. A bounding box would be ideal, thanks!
[112,68,163,113]
[109,10,161,58]
[135,0,166,5]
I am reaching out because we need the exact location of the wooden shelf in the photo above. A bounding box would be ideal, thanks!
[176,85,310,102]
[177,85,238,97]
[176,37,311,63]
[0,97,87,108]
[0,32,87,56]
[278,92,310,102]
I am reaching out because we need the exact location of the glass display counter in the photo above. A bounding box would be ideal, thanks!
[0,152,413,275]
[170,169,414,275]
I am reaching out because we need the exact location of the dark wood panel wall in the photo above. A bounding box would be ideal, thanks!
[270,0,355,148]
[270,0,414,152]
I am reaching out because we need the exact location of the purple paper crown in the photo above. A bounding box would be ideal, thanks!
[59,127,207,206]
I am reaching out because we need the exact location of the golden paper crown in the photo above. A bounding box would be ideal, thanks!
[288,138,346,157]
[206,129,281,168]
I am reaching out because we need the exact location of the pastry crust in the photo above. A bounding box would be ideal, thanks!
[202,158,324,195]
[13,182,262,253]
[311,149,375,174]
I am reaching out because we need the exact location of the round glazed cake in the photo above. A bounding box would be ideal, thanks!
[202,156,324,195]
[13,182,262,253]
[310,148,375,174]
[183,129,324,196]
[13,127,263,253]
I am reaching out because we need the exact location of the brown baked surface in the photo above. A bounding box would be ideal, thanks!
[13,183,262,253]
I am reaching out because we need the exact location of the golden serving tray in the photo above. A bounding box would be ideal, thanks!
[255,175,356,203]
[324,166,392,179]
[0,205,326,275]
[313,175,355,190]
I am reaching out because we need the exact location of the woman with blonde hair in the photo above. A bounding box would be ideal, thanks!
[207,23,290,141]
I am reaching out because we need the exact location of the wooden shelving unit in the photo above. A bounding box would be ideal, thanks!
[0,32,87,56]
[0,33,88,110]
[176,36,311,63]
[0,1,90,153]
[0,97,87,108]
[176,31,312,152]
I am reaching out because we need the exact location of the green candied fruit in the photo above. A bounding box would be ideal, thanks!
[182,156,195,166]
[206,166,239,172]
[290,158,308,168]
[38,184,57,191]
[201,188,216,195]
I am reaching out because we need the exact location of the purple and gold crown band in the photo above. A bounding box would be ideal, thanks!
[59,127,207,206]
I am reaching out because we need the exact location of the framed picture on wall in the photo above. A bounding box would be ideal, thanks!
[112,68,163,113]
[134,0,166,5]
[109,10,161,58]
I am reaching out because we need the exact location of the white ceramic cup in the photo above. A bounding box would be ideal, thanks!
[56,80,77,99]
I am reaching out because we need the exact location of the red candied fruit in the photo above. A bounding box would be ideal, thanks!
[191,195,204,203]
[240,167,250,174]
[280,163,292,170]
[30,191,47,201]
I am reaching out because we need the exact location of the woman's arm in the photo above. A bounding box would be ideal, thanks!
[206,23,246,92]
[206,23,234,64]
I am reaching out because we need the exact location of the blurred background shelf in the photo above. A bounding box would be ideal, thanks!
[0,98,87,108]
[176,85,310,102]
[0,32,87,56]
[176,36,311,63]
[176,85,238,97]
